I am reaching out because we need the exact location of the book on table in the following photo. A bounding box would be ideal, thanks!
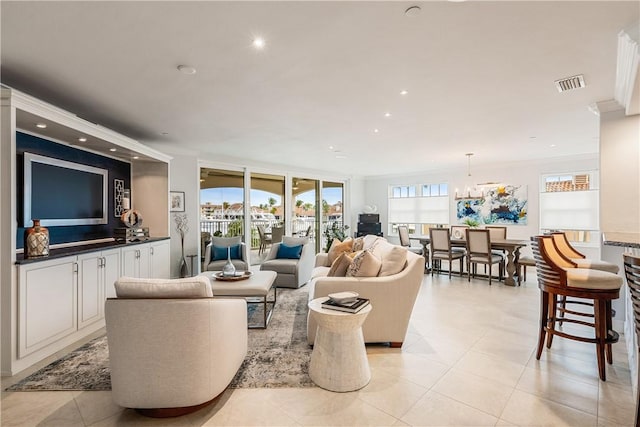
[321,297,370,313]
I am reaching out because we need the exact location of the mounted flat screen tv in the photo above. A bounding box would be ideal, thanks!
[24,152,108,226]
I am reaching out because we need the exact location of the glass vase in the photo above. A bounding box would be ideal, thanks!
[222,246,236,277]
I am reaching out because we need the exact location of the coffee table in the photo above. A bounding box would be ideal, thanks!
[197,270,277,329]
[308,297,372,392]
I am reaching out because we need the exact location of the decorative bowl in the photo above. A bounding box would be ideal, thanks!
[328,291,359,304]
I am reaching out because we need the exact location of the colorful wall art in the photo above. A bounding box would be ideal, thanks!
[456,185,528,225]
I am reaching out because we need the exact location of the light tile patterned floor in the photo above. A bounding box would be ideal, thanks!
[1,273,635,426]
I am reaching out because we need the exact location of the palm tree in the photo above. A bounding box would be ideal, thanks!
[295,199,304,208]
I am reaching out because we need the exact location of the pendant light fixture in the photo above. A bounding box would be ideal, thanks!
[455,153,485,200]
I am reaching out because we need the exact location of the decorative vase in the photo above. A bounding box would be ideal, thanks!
[24,219,49,258]
[179,236,189,278]
[222,246,236,277]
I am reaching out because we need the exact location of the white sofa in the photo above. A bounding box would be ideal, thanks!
[105,276,247,416]
[307,239,425,348]
[260,236,315,288]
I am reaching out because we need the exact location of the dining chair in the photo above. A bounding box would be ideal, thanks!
[622,254,640,426]
[429,228,465,279]
[450,225,468,240]
[532,235,622,381]
[465,229,504,285]
[397,226,423,255]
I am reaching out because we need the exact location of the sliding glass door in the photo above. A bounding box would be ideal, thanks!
[250,172,285,265]
[321,181,344,252]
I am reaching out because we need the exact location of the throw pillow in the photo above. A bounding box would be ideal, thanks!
[115,276,213,298]
[276,243,303,259]
[212,244,241,261]
[327,252,353,277]
[327,238,354,264]
[363,234,385,250]
[352,236,365,251]
[346,250,382,277]
[378,243,408,276]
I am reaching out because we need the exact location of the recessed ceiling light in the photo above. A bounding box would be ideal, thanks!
[177,65,196,75]
[78,137,87,142]
[550,144,556,148]
[400,90,408,95]
[133,156,139,160]
[374,129,379,133]
[329,145,334,150]
[109,148,117,152]
[36,123,47,129]
[404,6,421,16]
[384,112,391,117]
[252,37,265,49]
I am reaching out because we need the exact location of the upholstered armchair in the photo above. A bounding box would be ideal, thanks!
[260,236,315,288]
[203,236,250,272]
[105,276,247,416]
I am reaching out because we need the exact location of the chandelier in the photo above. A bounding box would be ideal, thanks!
[454,153,485,201]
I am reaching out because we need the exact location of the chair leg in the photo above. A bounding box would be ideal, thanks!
[558,296,566,326]
[448,258,452,279]
[488,264,492,286]
[605,300,614,365]
[536,290,549,360]
[594,299,607,381]
[546,293,557,349]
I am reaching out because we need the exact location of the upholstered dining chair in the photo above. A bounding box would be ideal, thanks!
[466,228,504,285]
[531,235,622,381]
[430,228,465,279]
[622,254,640,427]
[398,226,423,255]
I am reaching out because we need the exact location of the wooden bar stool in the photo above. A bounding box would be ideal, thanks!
[531,235,622,381]
[622,254,640,427]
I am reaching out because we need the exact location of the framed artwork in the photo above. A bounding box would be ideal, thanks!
[170,191,185,212]
[456,184,528,225]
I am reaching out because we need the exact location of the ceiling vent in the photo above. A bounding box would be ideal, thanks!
[554,75,586,92]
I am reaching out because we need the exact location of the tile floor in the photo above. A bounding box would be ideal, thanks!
[1,273,635,426]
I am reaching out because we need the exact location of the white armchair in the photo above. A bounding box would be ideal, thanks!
[260,236,315,288]
[203,236,249,272]
[105,276,247,417]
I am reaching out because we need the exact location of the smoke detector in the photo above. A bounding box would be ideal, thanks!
[554,74,585,92]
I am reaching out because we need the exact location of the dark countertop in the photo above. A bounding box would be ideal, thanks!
[16,237,170,265]
[602,232,640,249]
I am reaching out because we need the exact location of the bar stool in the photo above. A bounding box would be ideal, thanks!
[622,254,640,427]
[531,235,622,381]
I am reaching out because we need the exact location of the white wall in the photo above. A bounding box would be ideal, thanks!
[168,155,200,278]
[363,155,599,257]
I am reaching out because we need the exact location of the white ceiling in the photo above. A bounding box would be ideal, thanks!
[2,1,638,177]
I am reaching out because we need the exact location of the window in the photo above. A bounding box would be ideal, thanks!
[388,183,449,235]
[539,171,598,245]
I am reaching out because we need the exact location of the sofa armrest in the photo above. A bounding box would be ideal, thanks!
[315,252,330,267]
[203,243,212,265]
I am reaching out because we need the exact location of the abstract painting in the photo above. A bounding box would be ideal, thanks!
[456,185,527,225]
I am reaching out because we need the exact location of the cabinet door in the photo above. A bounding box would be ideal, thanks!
[102,248,121,299]
[77,253,102,329]
[137,244,151,278]
[18,257,77,358]
[149,240,170,278]
[121,246,140,277]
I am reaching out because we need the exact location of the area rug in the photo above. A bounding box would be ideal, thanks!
[6,287,313,391]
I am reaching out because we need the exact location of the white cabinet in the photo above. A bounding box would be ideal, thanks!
[149,240,170,278]
[18,256,77,358]
[121,244,150,278]
[77,248,121,329]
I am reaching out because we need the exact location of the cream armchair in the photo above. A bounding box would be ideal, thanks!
[203,236,249,272]
[260,236,315,288]
[307,249,424,347]
[105,276,247,416]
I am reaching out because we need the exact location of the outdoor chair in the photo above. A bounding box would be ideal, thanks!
[257,224,272,255]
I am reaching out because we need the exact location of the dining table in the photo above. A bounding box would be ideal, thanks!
[409,235,528,286]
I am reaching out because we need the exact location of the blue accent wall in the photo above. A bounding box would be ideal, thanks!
[16,132,131,248]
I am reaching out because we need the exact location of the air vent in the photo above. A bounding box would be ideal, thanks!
[554,75,586,92]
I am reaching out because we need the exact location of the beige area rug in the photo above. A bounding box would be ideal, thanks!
[6,287,314,391]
